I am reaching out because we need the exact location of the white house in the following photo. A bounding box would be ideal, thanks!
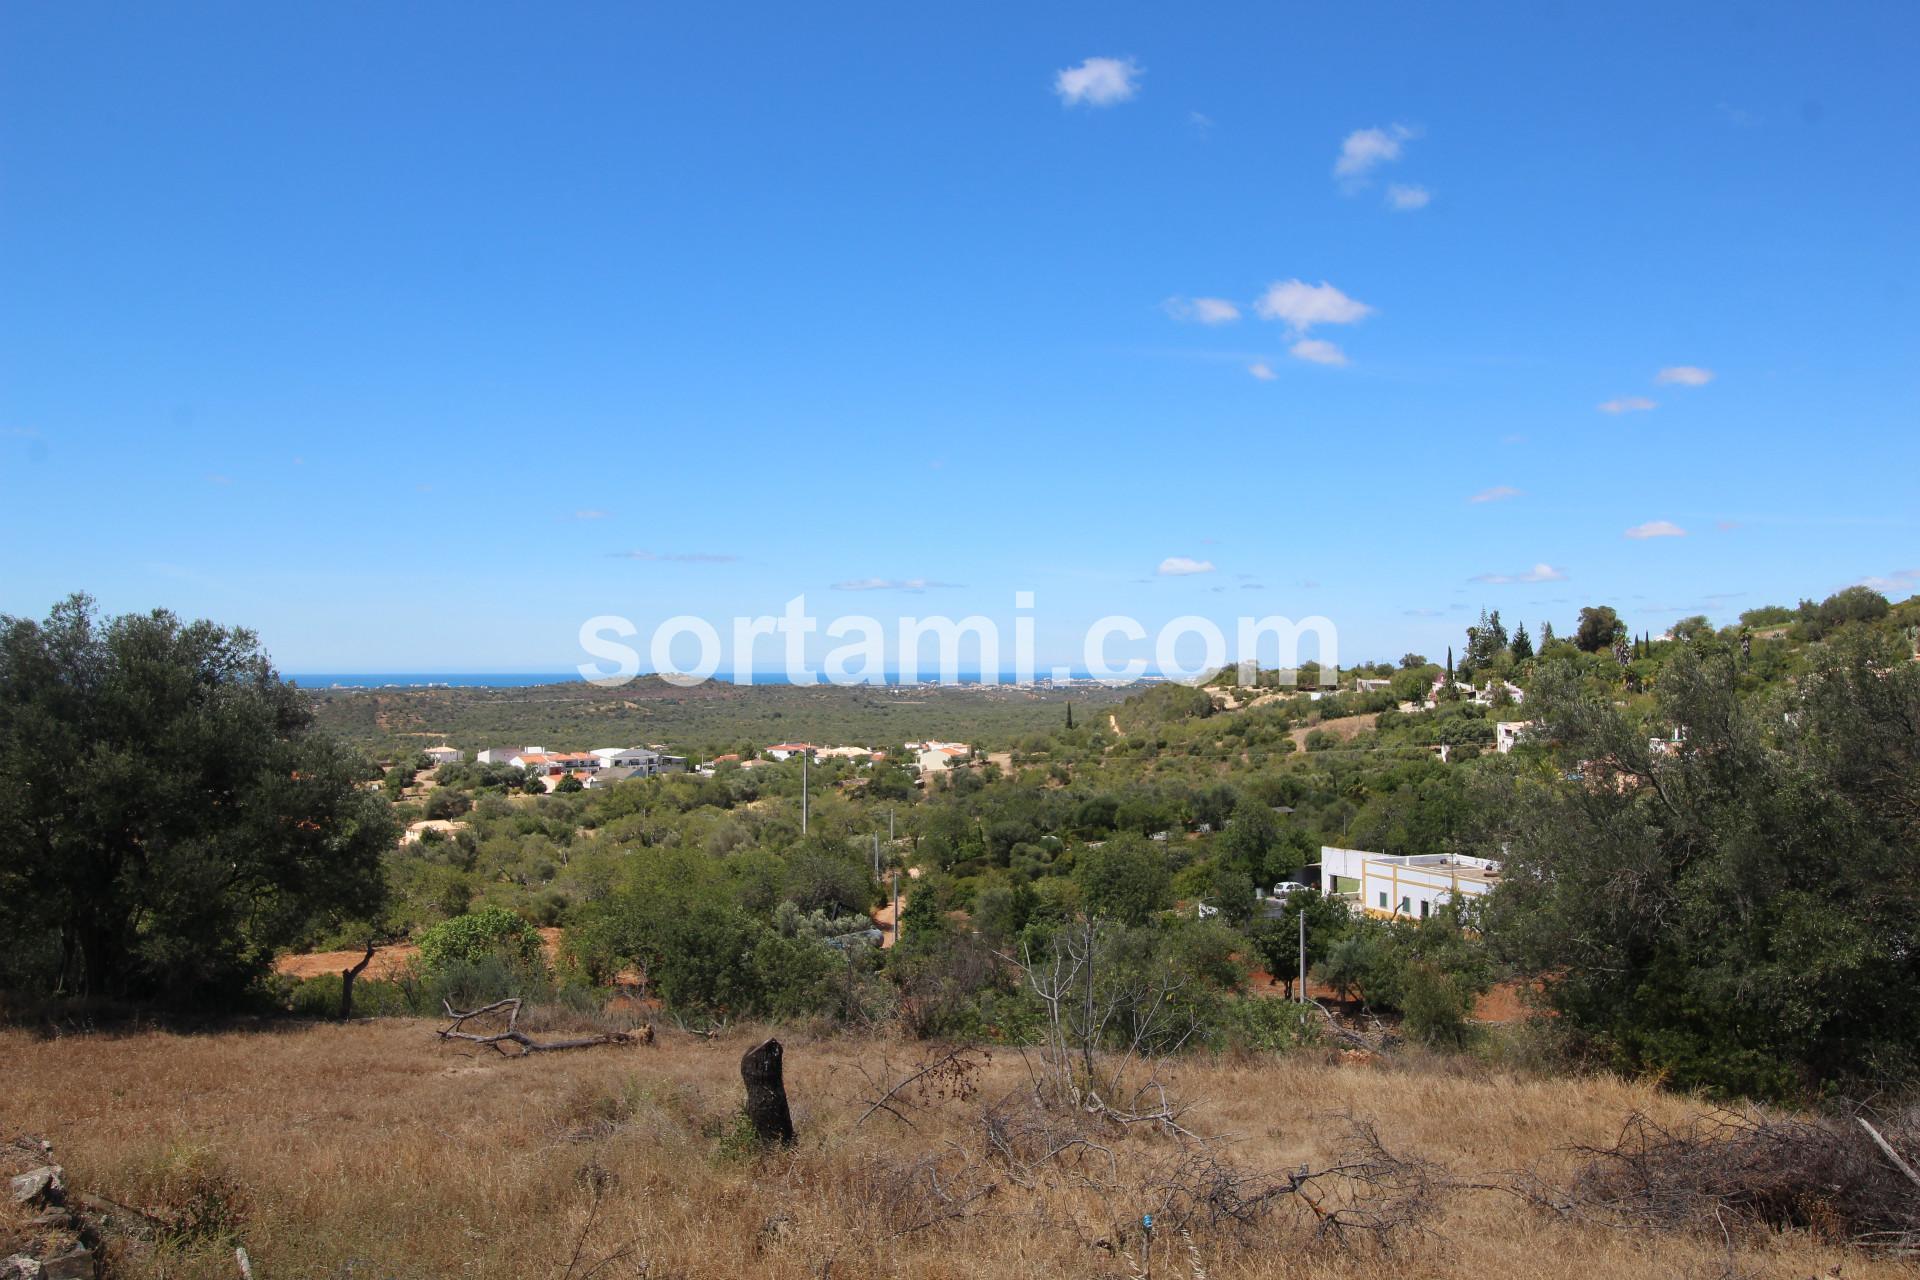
[591,747,659,770]
[423,745,462,766]
[906,740,970,772]
[1353,678,1394,695]
[1494,721,1535,754]
[476,745,545,765]
[765,743,818,762]
[1319,846,1500,920]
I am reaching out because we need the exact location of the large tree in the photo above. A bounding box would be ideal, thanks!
[1480,632,1920,1097]
[0,596,395,1004]
[1573,605,1626,653]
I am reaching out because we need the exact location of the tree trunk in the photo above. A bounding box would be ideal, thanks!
[740,1038,795,1147]
[340,941,377,1020]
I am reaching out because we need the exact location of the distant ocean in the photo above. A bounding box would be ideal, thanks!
[286,671,1143,690]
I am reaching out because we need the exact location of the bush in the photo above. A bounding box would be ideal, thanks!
[1215,998,1324,1053]
[415,908,544,974]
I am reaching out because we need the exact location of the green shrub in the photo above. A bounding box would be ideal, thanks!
[415,908,544,974]
[1216,998,1324,1053]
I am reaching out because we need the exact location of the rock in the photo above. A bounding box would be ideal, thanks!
[36,1250,90,1280]
[8,1168,62,1207]
[0,1256,43,1280]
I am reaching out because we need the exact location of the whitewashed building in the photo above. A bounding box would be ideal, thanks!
[1319,846,1500,920]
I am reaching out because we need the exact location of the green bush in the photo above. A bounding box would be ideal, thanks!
[1215,998,1324,1053]
[415,908,544,974]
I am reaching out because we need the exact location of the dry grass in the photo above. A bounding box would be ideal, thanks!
[0,1018,1907,1280]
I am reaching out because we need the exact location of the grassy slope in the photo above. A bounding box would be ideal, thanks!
[3,1021,1897,1280]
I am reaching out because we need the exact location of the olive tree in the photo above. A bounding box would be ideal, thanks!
[0,595,395,1004]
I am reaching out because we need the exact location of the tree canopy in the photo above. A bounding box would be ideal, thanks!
[0,595,395,1004]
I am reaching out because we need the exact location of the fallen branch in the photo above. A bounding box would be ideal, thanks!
[1859,1117,1920,1191]
[855,1046,973,1129]
[438,999,640,1057]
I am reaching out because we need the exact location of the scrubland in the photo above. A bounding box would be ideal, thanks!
[4,1016,1907,1280]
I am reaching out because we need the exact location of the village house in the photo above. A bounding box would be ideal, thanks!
[765,743,818,761]
[906,740,970,772]
[1319,846,1500,920]
[1495,721,1535,754]
[423,745,462,766]
[476,745,545,765]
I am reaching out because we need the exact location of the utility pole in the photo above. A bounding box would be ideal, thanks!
[889,807,895,842]
[801,750,809,835]
[872,832,880,879]
[1297,907,1307,1004]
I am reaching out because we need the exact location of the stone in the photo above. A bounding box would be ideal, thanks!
[8,1167,62,1207]
[0,1257,43,1280]
[36,1250,91,1280]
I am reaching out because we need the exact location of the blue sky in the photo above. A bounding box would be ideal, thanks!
[3,2,1916,673]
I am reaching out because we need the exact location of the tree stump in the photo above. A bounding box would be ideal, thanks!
[740,1038,795,1147]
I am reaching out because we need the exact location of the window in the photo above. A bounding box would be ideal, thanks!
[1378,891,1388,909]
[1419,899,1430,919]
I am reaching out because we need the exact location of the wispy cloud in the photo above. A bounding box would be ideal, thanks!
[1288,338,1348,366]
[1334,123,1414,181]
[832,577,963,592]
[1625,520,1687,539]
[1471,563,1567,585]
[1055,56,1141,107]
[1468,485,1521,504]
[1386,183,1430,211]
[1859,568,1920,594]
[1403,608,1442,618]
[574,508,608,520]
[1598,396,1657,414]
[610,549,739,564]
[1656,365,1714,386]
[1247,361,1277,381]
[1163,296,1241,325]
[1158,556,1216,577]
[1254,279,1373,332]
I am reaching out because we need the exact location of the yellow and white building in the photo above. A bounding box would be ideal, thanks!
[1319,846,1499,920]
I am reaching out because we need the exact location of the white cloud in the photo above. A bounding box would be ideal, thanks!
[1288,338,1348,366]
[610,549,739,564]
[1054,56,1141,107]
[1163,295,1240,324]
[1247,362,1277,381]
[1469,485,1521,504]
[1386,183,1430,210]
[831,577,963,592]
[1254,279,1374,332]
[1158,556,1217,577]
[574,508,608,520]
[1858,568,1920,593]
[1656,365,1715,386]
[1625,520,1688,539]
[1598,396,1657,414]
[1471,563,1567,585]
[1334,124,1413,179]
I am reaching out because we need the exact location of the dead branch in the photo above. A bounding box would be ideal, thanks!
[438,999,639,1057]
[855,1046,982,1129]
[1860,1117,1920,1191]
